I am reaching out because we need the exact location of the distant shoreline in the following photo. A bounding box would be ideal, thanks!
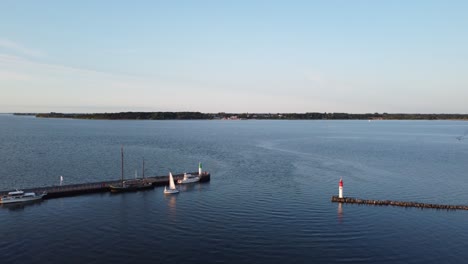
[11,112,468,121]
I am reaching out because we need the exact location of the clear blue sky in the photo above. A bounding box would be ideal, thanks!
[1,0,467,113]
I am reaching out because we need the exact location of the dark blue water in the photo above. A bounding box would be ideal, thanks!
[1,114,467,263]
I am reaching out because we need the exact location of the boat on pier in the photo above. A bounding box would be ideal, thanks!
[109,147,154,193]
[109,180,153,193]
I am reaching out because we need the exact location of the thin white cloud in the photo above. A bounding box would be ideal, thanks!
[0,53,129,79]
[304,71,323,82]
[0,52,192,112]
[0,70,31,81]
[0,39,45,57]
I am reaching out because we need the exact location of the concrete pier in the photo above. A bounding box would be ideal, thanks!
[0,172,210,199]
[332,196,468,211]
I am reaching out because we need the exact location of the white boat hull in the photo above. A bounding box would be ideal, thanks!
[164,187,179,194]
[177,177,200,184]
[0,193,46,204]
[177,173,200,184]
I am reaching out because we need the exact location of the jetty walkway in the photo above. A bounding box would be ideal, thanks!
[332,196,468,211]
[0,172,210,199]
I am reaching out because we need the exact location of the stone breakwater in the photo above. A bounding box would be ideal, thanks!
[331,196,468,211]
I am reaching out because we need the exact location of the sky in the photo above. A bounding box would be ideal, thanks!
[1,0,467,113]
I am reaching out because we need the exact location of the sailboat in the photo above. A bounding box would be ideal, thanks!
[109,147,153,193]
[164,172,179,194]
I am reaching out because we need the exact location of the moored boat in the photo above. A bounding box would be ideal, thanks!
[177,172,200,184]
[109,147,154,193]
[109,180,153,193]
[0,190,47,204]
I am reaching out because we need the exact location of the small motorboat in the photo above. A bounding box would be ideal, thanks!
[177,173,200,184]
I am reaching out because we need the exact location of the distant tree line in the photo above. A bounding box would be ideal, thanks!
[29,112,468,120]
[35,112,208,120]
[12,113,36,116]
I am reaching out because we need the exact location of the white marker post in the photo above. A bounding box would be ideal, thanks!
[198,162,202,175]
[60,175,64,186]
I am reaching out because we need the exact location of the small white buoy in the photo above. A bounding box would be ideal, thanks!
[339,178,343,198]
[60,175,63,186]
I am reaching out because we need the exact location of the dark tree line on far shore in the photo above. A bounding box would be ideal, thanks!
[34,112,207,120]
[19,112,468,120]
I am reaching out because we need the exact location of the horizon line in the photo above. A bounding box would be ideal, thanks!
[5,111,468,115]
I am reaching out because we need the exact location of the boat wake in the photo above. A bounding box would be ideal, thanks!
[456,129,468,141]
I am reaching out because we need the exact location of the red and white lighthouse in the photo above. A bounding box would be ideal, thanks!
[339,178,343,198]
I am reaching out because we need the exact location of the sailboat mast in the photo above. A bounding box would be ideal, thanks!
[121,146,124,183]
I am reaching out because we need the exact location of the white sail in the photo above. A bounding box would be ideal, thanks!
[169,172,176,190]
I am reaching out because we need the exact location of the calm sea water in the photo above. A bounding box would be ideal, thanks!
[1,114,467,264]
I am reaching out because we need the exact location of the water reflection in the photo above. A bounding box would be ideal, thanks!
[178,183,198,192]
[177,182,210,192]
[0,200,45,211]
[166,195,177,219]
[337,203,343,223]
